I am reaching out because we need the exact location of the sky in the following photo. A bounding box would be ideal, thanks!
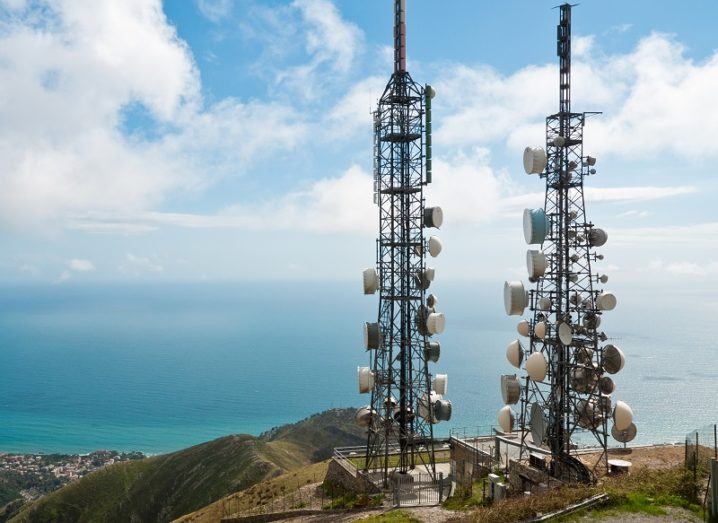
[0,0,717,289]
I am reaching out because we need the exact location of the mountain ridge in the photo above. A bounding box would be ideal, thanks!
[7,408,364,523]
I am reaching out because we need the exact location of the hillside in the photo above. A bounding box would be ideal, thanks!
[10,408,364,523]
[174,460,332,523]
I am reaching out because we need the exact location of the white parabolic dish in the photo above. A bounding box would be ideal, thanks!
[355,406,376,427]
[498,405,515,433]
[523,146,548,175]
[530,402,548,445]
[501,374,521,405]
[426,312,445,335]
[526,352,548,382]
[534,321,547,339]
[613,400,634,431]
[364,322,381,350]
[603,344,625,374]
[523,208,550,245]
[612,422,637,443]
[558,322,573,345]
[517,320,530,337]
[597,291,617,311]
[506,339,523,368]
[504,281,527,316]
[357,366,374,394]
[428,236,442,257]
[424,206,443,228]
[527,250,547,279]
[362,267,379,295]
[418,392,442,423]
[433,373,448,395]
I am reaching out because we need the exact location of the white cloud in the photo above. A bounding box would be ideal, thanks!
[291,0,362,75]
[71,165,375,235]
[646,259,718,277]
[494,185,695,219]
[429,149,509,225]
[612,222,718,245]
[120,253,164,275]
[1,0,26,10]
[245,0,364,99]
[18,264,40,277]
[605,23,633,35]
[587,185,695,203]
[68,258,95,272]
[196,0,232,23]
[325,75,385,138]
[0,0,306,231]
[617,210,652,219]
[65,158,696,236]
[435,32,718,160]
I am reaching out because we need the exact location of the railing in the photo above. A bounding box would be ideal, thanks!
[333,445,364,476]
[333,443,452,478]
[449,425,497,440]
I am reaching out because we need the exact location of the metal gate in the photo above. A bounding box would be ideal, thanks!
[392,472,446,507]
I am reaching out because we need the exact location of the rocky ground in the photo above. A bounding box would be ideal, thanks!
[578,444,686,475]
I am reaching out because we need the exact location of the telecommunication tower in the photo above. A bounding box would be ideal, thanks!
[499,3,636,483]
[356,0,451,486]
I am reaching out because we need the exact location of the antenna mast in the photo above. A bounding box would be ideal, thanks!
[500,3,636,483]
[357,0,450,487]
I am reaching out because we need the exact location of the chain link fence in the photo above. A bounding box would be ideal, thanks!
[685,423,718,520]
[685,424,717,475]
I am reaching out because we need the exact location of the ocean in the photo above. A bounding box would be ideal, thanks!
[0,281,715,454]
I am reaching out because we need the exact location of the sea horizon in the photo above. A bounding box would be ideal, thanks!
[0,280,714,455]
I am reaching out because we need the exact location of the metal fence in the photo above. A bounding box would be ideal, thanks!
[685,424,718,475]
[392,472,448,507]
[220,474,329,518]
[685,423,718,519]
[448,426,497,440]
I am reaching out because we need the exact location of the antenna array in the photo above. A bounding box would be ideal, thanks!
[356,0,451,486]
[499,3,636,482]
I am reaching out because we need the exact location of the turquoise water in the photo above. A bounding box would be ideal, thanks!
[0,282,714,454]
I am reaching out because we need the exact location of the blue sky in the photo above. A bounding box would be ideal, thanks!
[0,0,716,289]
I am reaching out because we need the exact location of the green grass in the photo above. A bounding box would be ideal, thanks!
[599,466,703,518]
[179,460,331,522]
[442,471,508,511]
[452,465,705,523]
[349,450,451,469]
[322,493,384,510]
[356,509,421,522]
[442,477,490,510]
[11,408,366,523]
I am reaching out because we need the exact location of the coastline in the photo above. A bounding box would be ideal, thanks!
[0,450,146,504]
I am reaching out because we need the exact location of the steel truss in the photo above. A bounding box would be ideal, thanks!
[364,0,439,486]
[518,4,610,483]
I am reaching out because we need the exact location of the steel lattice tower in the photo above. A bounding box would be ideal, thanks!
[501,3,635,484]
[356,0,450,487]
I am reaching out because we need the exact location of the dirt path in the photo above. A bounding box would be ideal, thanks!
[282,505,459,522]
[575,506,702,522]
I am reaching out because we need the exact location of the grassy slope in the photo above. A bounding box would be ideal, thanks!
[175,460,331,523]
[11,408,364,523]
[450,466,703,523]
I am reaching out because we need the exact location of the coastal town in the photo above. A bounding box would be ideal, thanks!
[0,450,145,501]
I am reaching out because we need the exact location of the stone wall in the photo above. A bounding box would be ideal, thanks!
[322,458,380,496]
[507,459,564,493]
[450,438,493,490]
